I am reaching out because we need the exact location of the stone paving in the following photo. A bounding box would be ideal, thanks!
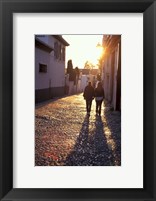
[35,93,121,166]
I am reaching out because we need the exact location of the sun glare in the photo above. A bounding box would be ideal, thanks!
[63,35,103,68]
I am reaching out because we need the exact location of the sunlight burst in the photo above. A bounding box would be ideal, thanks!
[63,35,103,68]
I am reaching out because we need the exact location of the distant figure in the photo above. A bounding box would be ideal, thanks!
[83,82,94,115]
[94,82,104,116]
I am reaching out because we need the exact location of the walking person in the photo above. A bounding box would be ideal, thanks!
[83,82,94,115]
[94,82,105,116]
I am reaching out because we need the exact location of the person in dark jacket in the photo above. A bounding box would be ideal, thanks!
[83,82,94,115]
[94,82,104,116]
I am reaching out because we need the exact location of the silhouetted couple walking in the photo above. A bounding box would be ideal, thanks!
[83,81,104,116]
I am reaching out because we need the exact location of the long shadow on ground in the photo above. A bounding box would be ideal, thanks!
[64,114,115,166]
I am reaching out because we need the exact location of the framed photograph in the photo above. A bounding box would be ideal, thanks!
[35,34,121,168]
[0,0,156,201]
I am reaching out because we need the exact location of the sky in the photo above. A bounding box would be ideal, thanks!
[62,35,103,69]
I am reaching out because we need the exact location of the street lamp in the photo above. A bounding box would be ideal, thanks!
[96,42,102,48]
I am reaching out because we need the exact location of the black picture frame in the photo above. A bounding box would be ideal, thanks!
[0,0,156,200]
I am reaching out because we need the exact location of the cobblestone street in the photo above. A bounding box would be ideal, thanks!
[35,93,121,166]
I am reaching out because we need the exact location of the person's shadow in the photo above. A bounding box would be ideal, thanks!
[64,114,115,166]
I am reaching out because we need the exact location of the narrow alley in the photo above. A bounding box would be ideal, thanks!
[35,93,121,166]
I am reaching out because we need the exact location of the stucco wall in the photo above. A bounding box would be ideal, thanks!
[35,47,50,90]
[102,43,120,110]
[36,35,66,90]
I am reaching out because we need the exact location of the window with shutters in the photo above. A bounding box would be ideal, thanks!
[54,42,59,59]
[54,41,65,61]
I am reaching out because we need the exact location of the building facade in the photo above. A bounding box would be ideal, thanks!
[101,35,121,111]
[35,35,69,103]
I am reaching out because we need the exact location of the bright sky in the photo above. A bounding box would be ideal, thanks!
[63,35,103,69]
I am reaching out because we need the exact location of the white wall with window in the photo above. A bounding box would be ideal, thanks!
[35,35,69,102]
[35,47,50,90]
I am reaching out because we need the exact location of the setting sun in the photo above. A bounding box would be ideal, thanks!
[63,35,103,68]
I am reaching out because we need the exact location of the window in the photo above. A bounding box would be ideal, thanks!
[54,42,59,59]
[62,47,65,61]
[54,41,65,61]
[39,63,47,73]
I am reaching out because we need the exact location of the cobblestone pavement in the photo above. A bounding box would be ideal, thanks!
[35,93,121,166]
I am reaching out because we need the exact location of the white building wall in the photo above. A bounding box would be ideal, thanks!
[35,47,50,90]
[80,75,88,92]
[50,59,65,87]
[102,43,120,110]
[102,60,106,97]
[112,45,120,110]
[36,35,66,90]
[108,55,112,102]
[77,79,81,93]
